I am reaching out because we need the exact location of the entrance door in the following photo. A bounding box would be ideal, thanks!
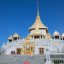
[39,48,44,54]
[17,48,21,54]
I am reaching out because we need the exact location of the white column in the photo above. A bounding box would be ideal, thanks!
[34,46,39,54]
[40,36,41,39]
[33,36,34,40]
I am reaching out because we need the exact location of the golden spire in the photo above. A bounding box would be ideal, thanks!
[37,0,39,17]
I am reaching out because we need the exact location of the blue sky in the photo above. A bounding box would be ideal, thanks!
[0,0,64,47]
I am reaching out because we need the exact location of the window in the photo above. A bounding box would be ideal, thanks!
[9,39,12,42]
[42,35,46,39]
[54,60,64,64]
[54,60,56,63]
[39,48,44,54]
[60,60,61,63]
[41,35,42,39]
[55,36,59,39]
[13,37,17,40]
[31,47,33,51]
[17,48,21,54]
[62,60,63,63]
[34,36,39,39]
[11,51,15,55]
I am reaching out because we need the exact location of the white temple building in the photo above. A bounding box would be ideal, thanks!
[1,0,64,56]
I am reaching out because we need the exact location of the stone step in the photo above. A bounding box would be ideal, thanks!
[0,55,64,64]
[0,55,45,64]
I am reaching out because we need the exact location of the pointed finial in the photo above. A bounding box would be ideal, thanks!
[37,0,39,17]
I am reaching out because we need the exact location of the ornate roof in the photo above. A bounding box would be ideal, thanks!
[13,33,20,38]
[29,16,47,30]
[8,35,13,40]
[62,33,64,38]
[53,31,60,36]
[29,24,42,36]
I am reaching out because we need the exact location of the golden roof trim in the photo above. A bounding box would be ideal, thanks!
[29,16,48,30]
